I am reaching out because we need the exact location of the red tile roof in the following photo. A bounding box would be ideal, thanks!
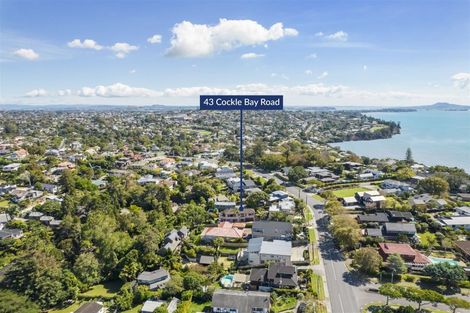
[378,243,430,264]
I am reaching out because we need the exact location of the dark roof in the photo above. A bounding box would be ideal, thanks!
[267,263,298,287]
[212,290,270,311]
[384,223,416,234]
[252,221,293,238]
[0,228,22,239]
[250,268,268,283]
[455,241,470,256]
[388,211,414,220]
[198,255,215,265]
[75,302,103,313]
[357,213,389,223]
[365,228,384,237]
[137,269,169,283]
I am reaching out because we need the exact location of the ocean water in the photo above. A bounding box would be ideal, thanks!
[333,110,470,173]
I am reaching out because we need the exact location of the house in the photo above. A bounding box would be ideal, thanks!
[250,262,298,290]
[219,208,255,223]
[457,193,470,202]
[137,175,160,185]
[92,179,107,189]
[40,215,55,225]
[10,188,43,203]
[455,206,470,216]
[246,237,292,265]
[388,211,414,222]
[227,178,257,193]
[269,190,289,202]
[215,167,236,180]
[356,191,386,209]
[381,180,413,193]
[383,223,417,237]
[437,216,470,230]
[10,149,28,161]
[455,241,470,261]
[137,269,170,290]
[41,183,59,194]
[74,302,105,313]
[0,228,23,240]
[27,211,44,220]
[159,227,189,254]
[357,213,390,224]
[364,228,384,238]
[0,213,11,230]
[378,242,431,271]
[269,198,295,214]
[215,201,237,211]
[341,196,359,207]
[201,222,249,241]
[199,255,215,266]
[167,298,180,313]
[252,221,293,241]
[343,161,362,170]
[212,289,271,313]
[409,193,447,208]
[141,300,165,313]
[2,163,21,172]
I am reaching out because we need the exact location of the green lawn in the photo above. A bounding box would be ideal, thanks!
[79,280,122,300]
[0,199,10,209]
[308,228,316,243]
[48,302,82,313]
[304,207,313,222]
[189,301,211,312]
[271,295,297,313]
[331,187,370,198]
[309,272,325,300]
[122,305,143,313]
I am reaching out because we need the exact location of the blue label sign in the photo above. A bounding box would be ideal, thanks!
[200,95,283,110]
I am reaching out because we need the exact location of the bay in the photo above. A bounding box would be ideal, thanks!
[332,110,470,173]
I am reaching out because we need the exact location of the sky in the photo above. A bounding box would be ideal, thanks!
[0,0,469,107]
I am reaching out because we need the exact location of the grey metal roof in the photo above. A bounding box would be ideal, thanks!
[212,289,270,312]
[384,223,416,234]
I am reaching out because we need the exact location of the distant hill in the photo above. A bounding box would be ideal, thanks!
[411,102,470,111]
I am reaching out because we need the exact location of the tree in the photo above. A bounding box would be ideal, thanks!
[114,284,134,311]
[396,167,415,180]
[183,271,207,291]
[379,283,403,306]
[423,263,466,287]
[288,166,307,183]
[402,287,444,310]
[0,290,40,313]
[386,254,407,274]
[246,191,269,208]
[405,148,413,164]
[446,297,470,313]
[352,247,382,274]
[329,215,361,250]
[418,176,449,196]
[212,237,224,257]
[73,252,102,286]
[324,200,345,216]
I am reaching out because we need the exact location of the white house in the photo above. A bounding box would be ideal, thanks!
[246,237,292,265]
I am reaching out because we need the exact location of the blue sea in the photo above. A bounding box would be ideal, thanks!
[333,110,470,173]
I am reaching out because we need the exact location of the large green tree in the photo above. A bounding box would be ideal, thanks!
[352,247,382,274]
[423,263,466,287]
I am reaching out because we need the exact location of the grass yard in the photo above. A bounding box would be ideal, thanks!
[0,199,10,208]
[79,280,122,300]
[331,187,370,198]
[309,272,325,300]
[271,295,297,313]
[48,302,82,313]
[304,207,313,222]
[308,228,316,243]
[189,301,211,312]
[218,256,233,269]
[122,305,143,313]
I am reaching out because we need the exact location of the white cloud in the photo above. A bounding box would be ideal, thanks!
[110,42,139,58]
[25,88,47,97]
[166,18,298,57]
[305,70,313,75]
[78,83,160,97]
[147,34,162,44]
[452,72,470,89]
[67,39,103,50]
[129,69,136,74]
[241,52,265,59]
[325,31,348,42]
[363,65,368,71]
[314,32,324,37]
[14,48,39,60]
[306,53,317,59]
[317,71,328,79]
[271,73,289,80]
[58,89,72,96]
